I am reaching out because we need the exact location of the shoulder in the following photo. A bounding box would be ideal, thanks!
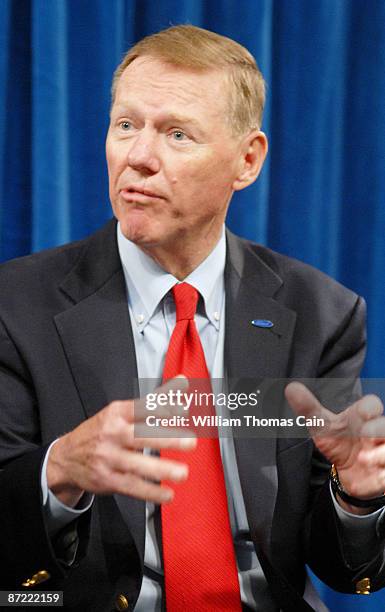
[0,240,84,314]
[0,219,117,311]
[0,219,115,278]
[228,231,360,307]
[0,237,85,282]
[226,231,364,334]
[227,232,366,378]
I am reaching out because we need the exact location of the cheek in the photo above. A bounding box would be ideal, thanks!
[171,160,215,187]
[168,149,239,210]
[106,156,116,185]
[185,161,234,198]
[106,144,125,183]
[108,156,122,178]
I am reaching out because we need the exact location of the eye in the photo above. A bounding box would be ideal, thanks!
[119,121,132,131]
[171,130,188,142]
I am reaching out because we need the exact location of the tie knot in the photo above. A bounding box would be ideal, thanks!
[172,283,199,321]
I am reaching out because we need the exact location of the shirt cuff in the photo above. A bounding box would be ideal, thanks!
[41,440,94,537]
[330,480,385,526]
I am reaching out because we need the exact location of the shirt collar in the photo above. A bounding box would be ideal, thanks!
[117,223,226,330]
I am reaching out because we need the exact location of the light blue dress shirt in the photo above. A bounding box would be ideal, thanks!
[117,223,277,611]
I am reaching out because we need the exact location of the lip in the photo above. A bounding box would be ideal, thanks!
[120,186,164,201]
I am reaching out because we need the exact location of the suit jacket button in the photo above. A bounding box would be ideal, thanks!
[355,577,371,594]
[115,594,129,610]
[22,570,51,587]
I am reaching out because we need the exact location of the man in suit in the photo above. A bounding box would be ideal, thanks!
[1,24,385,612]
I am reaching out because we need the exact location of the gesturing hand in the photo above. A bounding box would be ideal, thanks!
[47,377,196,507]
[285,382,385,511]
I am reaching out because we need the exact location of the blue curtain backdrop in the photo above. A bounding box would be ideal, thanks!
[0,0,384,609]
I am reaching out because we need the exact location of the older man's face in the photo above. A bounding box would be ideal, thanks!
[106,56,246,252]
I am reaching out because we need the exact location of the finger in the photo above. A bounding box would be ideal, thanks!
[141,375,190,411]
[285,384,383,439]
[358,441,385,469]
[107,471,176,504]
[109,449,189,483]
[119,376,191,423]
[361,414,385,438]
[285,382,333,434]
[157,375,189,393]
[353,396,384,450]
[285,382,326,416]
[129,433,197,451]
[355,394,384,421]
[327,394,381,440]
[96,407,197,451]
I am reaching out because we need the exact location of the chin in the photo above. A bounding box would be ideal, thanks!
[120,224,146,245]
[118,218,155,247]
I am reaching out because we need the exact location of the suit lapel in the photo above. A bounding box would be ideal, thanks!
[225,230,297,556]
[54,271,139,416]
[53,219,145,561]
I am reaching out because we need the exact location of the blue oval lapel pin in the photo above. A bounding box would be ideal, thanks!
[251,319,274,328]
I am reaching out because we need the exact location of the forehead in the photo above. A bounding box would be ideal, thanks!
[113,56,229,119]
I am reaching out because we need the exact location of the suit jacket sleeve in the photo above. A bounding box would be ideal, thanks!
[0,316,90,590]
[305,295,385,593]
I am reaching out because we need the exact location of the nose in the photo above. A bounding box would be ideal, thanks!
[126,129,160,175]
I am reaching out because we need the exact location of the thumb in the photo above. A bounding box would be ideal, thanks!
[285,382,333,433]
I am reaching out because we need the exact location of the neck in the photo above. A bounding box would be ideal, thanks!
[141,229,223,280]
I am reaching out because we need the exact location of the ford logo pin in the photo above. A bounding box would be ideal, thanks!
[251,319,274,328]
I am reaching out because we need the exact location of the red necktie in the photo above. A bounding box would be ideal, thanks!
[161,282,242,611]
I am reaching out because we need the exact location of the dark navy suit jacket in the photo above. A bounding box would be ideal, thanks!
[0,219,384,611]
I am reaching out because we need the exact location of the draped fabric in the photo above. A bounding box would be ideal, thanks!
[1,1,384,609]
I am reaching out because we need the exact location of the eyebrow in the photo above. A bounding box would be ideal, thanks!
[162,114,201,127]
[111,105,203,131]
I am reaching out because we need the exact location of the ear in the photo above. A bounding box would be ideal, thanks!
[232,131,268,192]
